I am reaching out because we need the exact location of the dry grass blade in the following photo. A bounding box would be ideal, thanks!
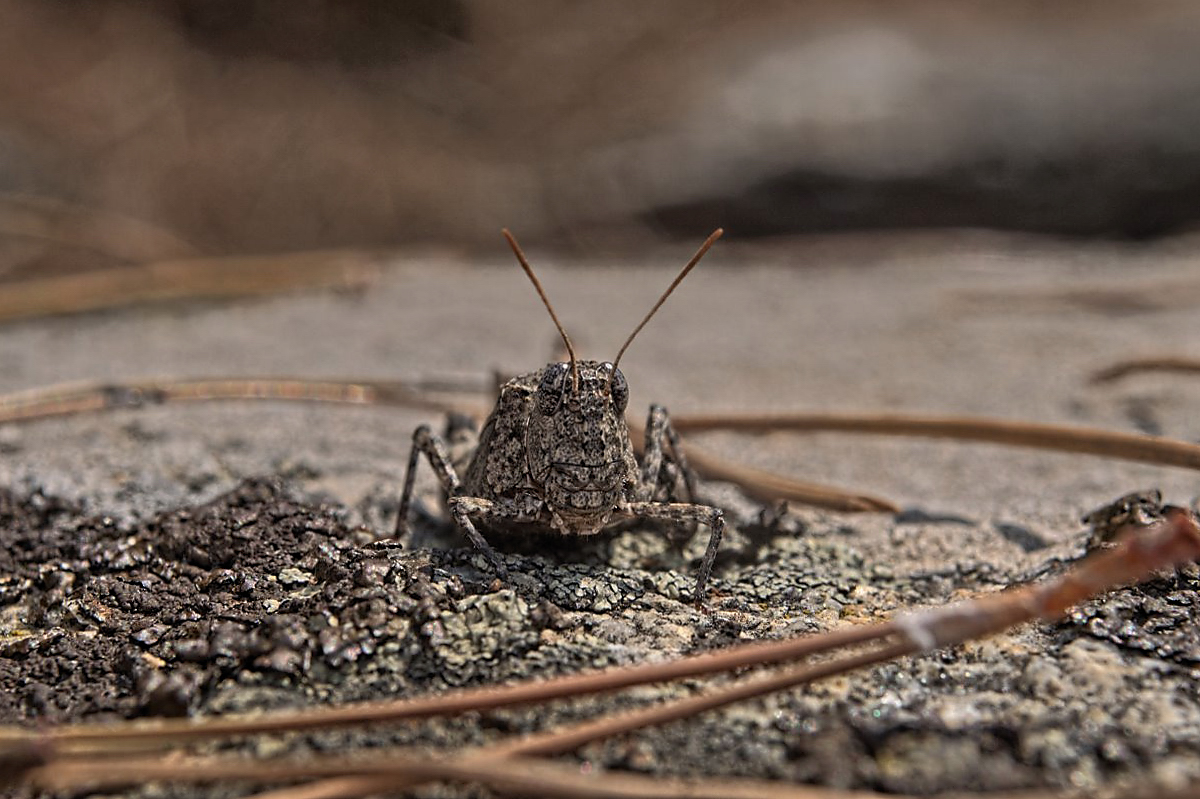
[0,377,895,512]
[0,376,488,425]
[0,250,379,323]
[235,757,1200,799]
[671,411,1200,471]
[4,375,1193,518]
[0,193,199,265]
[28,752,885,799]
[247,778,372,799]
[626,417,898,512]
[682,441,899,512]
[9,380,1197,511]
[32,751,1200,799]
[489,641,915,760]
[954,279,1200,315]
[1089,356,1200,383]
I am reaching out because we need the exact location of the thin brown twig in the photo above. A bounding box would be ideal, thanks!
[0,377,898,513]
[27,751,886,799]
[246,778,376,799]
[0,250,380,323]
[689,443,899,512]
[671,411,1200,471]
[491,641,915,759]
[626,418,899,512]
[14,380,1198,511]
[31,749,1200,799]
[9,379,1200,507]
[0,376,487,425]
[1089,356,1200,384]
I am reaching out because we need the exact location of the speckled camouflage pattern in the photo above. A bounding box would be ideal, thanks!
[395,359,724,599]
[1082,489,1164,549]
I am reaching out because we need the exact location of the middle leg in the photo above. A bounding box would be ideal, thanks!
[638,404,699,503]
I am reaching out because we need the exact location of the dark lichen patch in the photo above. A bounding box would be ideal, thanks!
[0,478,413,720]
[1059,562,1200,663]
[1,479,1199,796]
[0,478,742,723]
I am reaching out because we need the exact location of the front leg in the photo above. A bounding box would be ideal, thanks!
[445,496,511,579]
[621,500,725,602]
[445,493,549,579]
[638,403,698,504]
[394,424,527,579]
[394,424,461,538]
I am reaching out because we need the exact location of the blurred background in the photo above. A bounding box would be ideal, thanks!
[4,0,1200,281]
[3,0,1200,548]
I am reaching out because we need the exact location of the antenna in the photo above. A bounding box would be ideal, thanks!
[502,229,580,392]
[611,228,724,372]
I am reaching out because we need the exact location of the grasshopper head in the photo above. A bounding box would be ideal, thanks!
[500,227,723,533]
[526,359,635,533]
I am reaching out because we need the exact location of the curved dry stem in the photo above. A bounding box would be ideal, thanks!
[1089,356,1200,384]
[32,750,1198,799]
[5,377,1194,515]
[11,381,1198,511]
[28,752,887,799]
[0,376,486,425]
[671,411,1200,471]
[0,250,379,323]
[684,442,899,512]
[490,640,915,760]
[0,377,896,511]
[626,417,899,512]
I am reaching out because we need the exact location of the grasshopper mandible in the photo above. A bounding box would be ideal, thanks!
[395,229,726,601]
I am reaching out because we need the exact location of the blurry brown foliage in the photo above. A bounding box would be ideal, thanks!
[2,0,1200,265]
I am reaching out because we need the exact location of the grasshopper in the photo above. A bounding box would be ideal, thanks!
[394,229,726,600]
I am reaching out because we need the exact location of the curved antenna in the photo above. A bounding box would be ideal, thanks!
[502,229,579,392]
[612,228,724,372]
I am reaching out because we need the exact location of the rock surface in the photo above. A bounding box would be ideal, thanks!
[2,233,1200,795]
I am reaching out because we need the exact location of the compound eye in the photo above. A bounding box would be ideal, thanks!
[536,363,568,416]
[608,366,629,413]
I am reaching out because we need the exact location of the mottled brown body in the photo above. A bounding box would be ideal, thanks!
[395,359,724,599]
[1082,489,1165,549]
[466,361,640,534]
[394,228,727,600]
